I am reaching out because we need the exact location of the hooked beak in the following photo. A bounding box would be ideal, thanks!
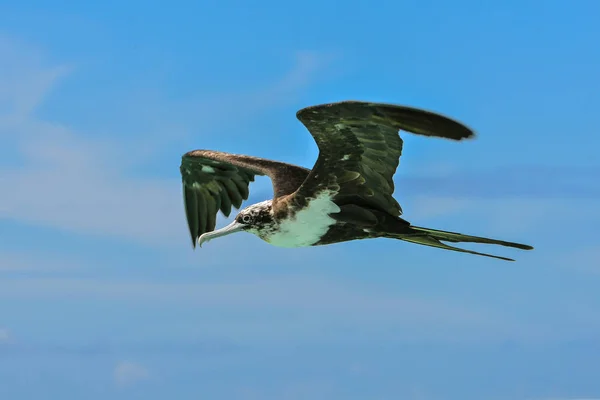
[197,220,245,248]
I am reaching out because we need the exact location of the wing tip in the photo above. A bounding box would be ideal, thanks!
[502,242,534,251]
[296,100,476,141]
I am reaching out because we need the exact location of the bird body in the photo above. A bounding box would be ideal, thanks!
[180,100,533,261]
[262,192,340,248]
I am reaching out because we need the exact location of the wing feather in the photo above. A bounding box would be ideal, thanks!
[217,183,233,216]
[220,179,243,208]
[180,150,310,247]
[293,101,474,216]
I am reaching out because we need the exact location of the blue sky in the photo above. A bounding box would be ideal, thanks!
[1,0,599,399]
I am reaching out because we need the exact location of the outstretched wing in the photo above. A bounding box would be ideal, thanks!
[292,101,474,216]
[180,150,310,247]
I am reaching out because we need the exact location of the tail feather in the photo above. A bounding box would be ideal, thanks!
[393,226,534,262]
[411,226,534,250]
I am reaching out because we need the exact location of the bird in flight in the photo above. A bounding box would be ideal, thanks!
[180,100,533,261]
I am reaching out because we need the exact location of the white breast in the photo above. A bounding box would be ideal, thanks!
[265,191,340,248]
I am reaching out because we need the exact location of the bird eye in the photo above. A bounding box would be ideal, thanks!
[242,215,251,223]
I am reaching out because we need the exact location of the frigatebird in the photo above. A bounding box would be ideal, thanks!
[180,101,533,261]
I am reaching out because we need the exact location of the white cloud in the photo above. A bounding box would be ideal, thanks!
[0,159,184,246]
[0,250,82,272]
[0,274,536,342]
[113,361,149,387]
[538,245,600,281]
[235,380,337,400]
[402,194,600,242]
[251,50,338,107]
[0,35,71,126]
[2,34,569,250]
[0,36,333,246]
[348,361,365,375]
[0,327,11,343]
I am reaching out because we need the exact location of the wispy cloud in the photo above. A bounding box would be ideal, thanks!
[403,194,600,242]
[113,361,149,387]
[397,164,600,238]
[252,50,339,107]
[0,35,71,127]
[235,380,338,400]
[7,34,576,249]
[105,50,339,149]
[0,327,11,343]
[398,165,600,200]
[0,250,82,272]
[0,36,334,246]
[0,337,240,357]
[548,245,600,276]
[0,274,537,342]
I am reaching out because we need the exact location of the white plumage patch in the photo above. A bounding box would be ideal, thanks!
[201,165,216,173]
[265,190,340,248]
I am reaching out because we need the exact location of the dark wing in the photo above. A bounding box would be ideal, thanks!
[180,150,310,247]
[292,101,474,216]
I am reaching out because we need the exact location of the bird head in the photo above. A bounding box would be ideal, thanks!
[197,200,274,247]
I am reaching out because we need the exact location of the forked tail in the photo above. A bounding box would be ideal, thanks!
[391,225,534,261]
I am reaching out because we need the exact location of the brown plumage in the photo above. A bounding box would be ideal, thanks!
[180,100,533,261]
